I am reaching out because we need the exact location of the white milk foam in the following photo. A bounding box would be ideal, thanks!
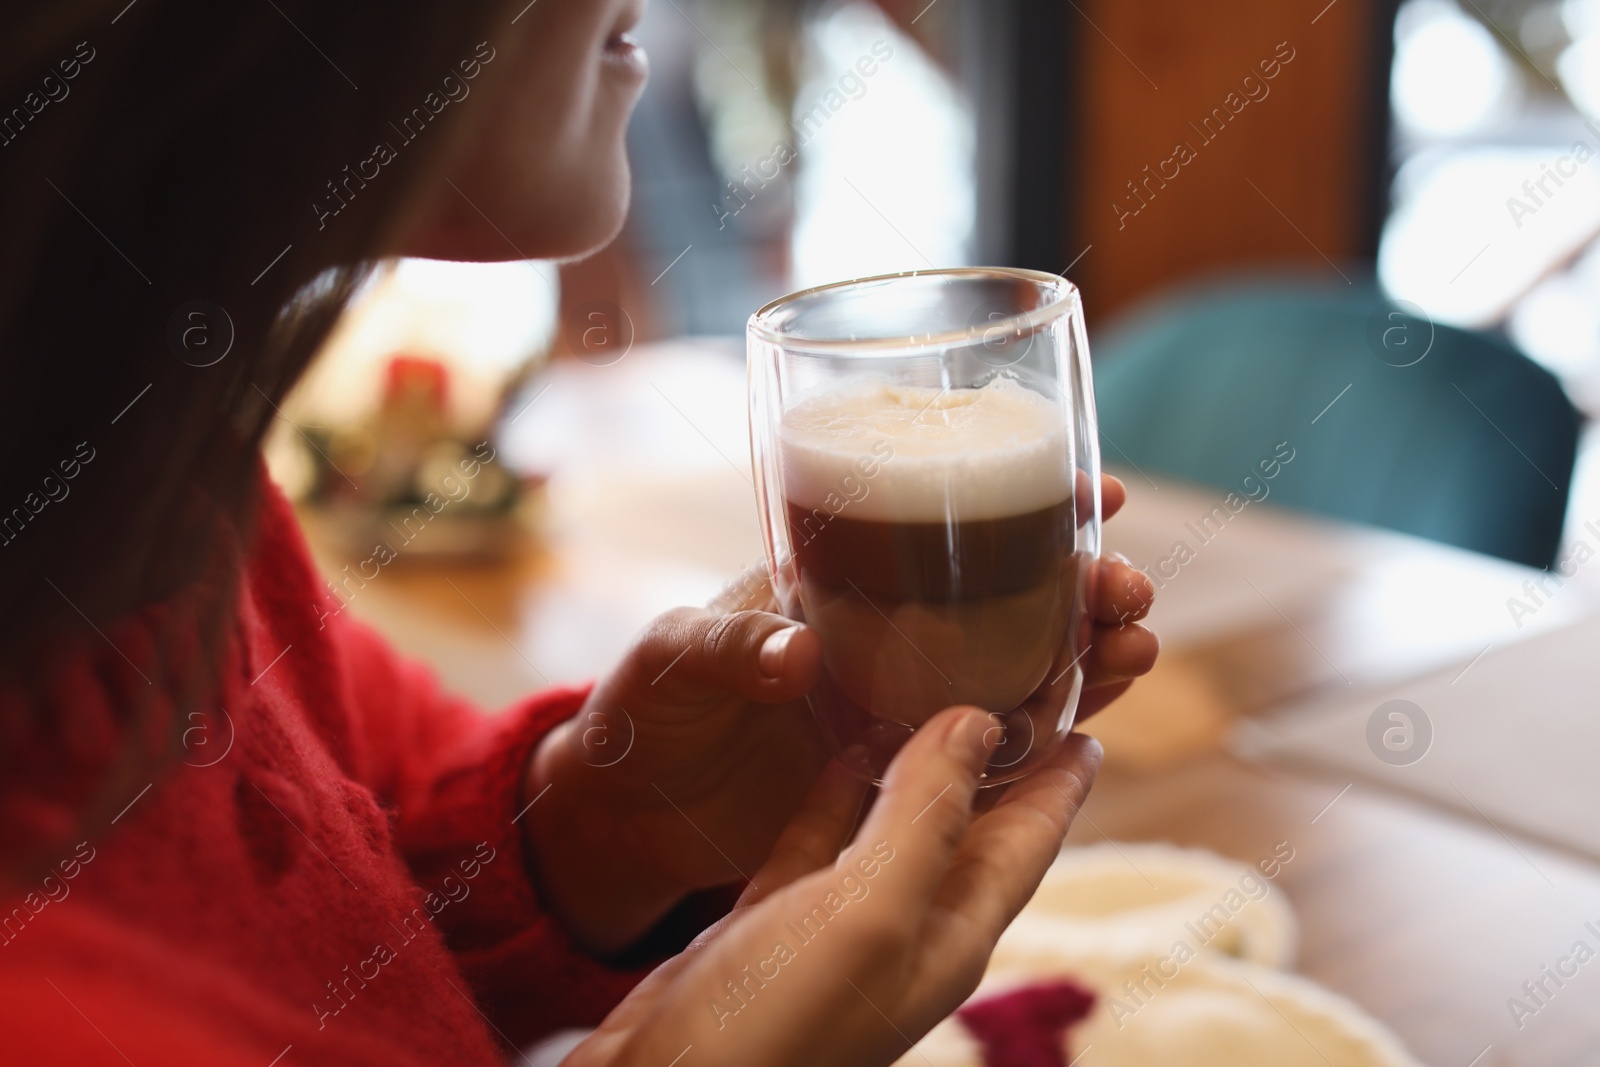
[780,377,1073,522]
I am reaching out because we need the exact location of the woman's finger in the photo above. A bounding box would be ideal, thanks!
[1101,473,1127,521]
[604,606,824,711]
[930,732,1103,945]
[847,705,995,915]
[1092,555,1153,624]
[738,760,869,909]
[1085,622,1159,681]
[1076,679,1133,720]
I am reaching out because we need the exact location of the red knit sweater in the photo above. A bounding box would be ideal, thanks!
[0,470,668,1065]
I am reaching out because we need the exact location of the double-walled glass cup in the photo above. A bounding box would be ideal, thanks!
[747,267,1101,785]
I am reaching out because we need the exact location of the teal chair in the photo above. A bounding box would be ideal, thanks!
[1092,276,1582,570]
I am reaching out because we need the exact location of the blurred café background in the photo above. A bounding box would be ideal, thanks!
[271,1,1600,1062]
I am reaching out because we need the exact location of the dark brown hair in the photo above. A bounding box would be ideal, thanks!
[0,1,507,877]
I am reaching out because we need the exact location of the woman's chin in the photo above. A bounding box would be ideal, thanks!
[399,178,630,264]
[545,195,632,262]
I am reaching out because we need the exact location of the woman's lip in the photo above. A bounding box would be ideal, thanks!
[602,31,648,78]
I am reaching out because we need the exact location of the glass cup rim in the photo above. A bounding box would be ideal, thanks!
[747,266,1081,357]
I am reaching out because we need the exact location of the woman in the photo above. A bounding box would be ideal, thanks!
[0,1,1158,1064]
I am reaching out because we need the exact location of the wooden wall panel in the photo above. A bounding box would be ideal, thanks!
[1068,0,1394,321]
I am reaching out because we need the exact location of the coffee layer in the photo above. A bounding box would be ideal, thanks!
[779,377,1074,522]
[787,500,1072,601]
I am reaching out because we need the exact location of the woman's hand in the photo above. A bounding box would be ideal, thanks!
[1079,475,1160,718]
[521,474,1156,953]
[565,707,1103,1067]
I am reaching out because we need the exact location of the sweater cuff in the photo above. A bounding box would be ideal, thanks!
[400,685,732,1048]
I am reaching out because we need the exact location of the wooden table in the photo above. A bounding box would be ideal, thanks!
[301,341,1600,1067]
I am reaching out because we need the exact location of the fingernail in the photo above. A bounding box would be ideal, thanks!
[759,626,798,678]
[1108,551,1132,566]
